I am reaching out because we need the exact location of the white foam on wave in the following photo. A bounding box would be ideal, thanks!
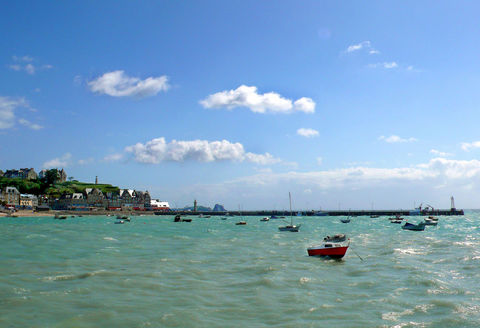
[26,234,47,239]
[103,237,118,242]
[394,247,427,256]
[382,308,414,321]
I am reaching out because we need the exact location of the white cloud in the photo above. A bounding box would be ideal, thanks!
[317,157,323,165]
[293,97,316,113]
[368,62,398,69]
[297,128,319,138]
[430,149,452,157]
[344,41,379,55]
[0,97,26,129]
[245,152,281,165]
[461,141,480,152]
[13,55,33,62]
[78,158,95,165]
[42,153,72,169]
[379,135,417,143]
[200,85,315,114]
[124,137,281,165]
[9,56,52,75]
[18,118,43,130]
[88,70,170,98]
[103,153,124,162]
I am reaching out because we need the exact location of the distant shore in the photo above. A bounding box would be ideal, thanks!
[0,209,151,218]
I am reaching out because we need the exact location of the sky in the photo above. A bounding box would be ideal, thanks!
[2,1,480,210]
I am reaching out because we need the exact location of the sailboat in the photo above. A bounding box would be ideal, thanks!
[278,192,301,232]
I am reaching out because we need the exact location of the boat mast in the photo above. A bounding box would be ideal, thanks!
[289,192,292,225]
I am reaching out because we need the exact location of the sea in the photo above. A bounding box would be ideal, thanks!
[0,212,479,328]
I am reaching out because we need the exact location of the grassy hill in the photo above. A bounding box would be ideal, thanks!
[0,177,119,197]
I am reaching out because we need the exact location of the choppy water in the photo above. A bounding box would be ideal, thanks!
[0,212,479,327]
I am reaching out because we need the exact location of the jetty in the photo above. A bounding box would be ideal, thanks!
[155,208,464,217]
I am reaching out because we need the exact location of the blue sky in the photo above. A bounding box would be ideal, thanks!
[2,1,480,210]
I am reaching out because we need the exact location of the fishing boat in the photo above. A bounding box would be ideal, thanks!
[424,216,438,226]
[278,192,301,232]
[388,214,403,221]
[260,217,270,222]
[307,234,350,258]
[402,221,426,231]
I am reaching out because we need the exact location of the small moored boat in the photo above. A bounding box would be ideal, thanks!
[114,220,124,224]
[260,217,269,222]
[340,217,351,223]
[307,234,350,258]
[402,221,426,231]
[236,221,247,225]
[278,192,301,232]
[424,217,438,226]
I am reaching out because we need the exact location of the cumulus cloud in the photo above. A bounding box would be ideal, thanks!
[18,118,43,130]
[461,141,480,152]
[379,135,417,143]
[88,70,170,98]
[200,85,315,114]
[430,149,452,157]
[123,137,281,165]
[168,156,480,210]
[42,153,72,169]
[297,128,319,138]
[344,41,379,54]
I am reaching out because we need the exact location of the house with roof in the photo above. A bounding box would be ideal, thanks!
[20,194,38,209]
[3,168,38,180]
[85,188,106,207]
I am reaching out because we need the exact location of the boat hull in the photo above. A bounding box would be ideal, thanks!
[307,246,349,258]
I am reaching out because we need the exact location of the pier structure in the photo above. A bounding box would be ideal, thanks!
[155,208,464,217]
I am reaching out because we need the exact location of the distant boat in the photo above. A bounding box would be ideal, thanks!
[235,221,246,225]
[424,216,438,226]
[270,215,284,219]
[307,234,350,258]
[370,215,380,218]
[278,192,301,232]
[340,217,351,223]
[174,215,191,222]
[221,217,227,220]
[114,220,124,224]
[402,221,426,231]
[260,217,269,222]
[391,220,403,224]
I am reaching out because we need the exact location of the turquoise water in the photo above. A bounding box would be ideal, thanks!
[0,213,479,327]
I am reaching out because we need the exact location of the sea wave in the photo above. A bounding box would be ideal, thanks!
[42,270,111,281]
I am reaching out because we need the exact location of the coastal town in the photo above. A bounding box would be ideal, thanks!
[0,167,170,213]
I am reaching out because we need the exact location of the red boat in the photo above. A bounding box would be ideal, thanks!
[307,234,350,258]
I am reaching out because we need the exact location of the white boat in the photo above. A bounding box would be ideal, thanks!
[424,216,438,226]
[260,217,269,221]
[279,192,301,232]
